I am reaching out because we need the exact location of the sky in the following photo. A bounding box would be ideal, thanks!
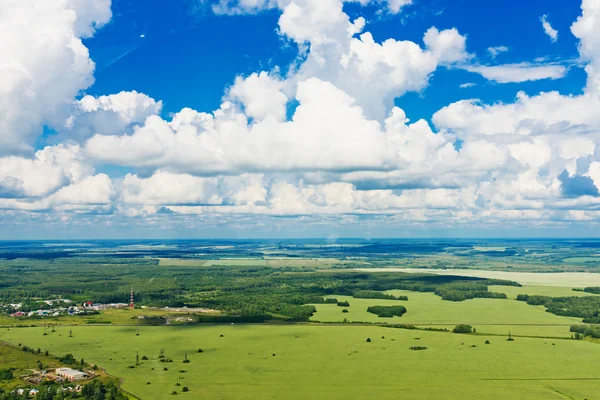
[1,0,600,239]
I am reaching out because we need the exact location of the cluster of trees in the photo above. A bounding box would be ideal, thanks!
[517,294,600,322]
[336,301,350,307]
[366,305,407,318]
[570,325,600,339]
[452,324,473,334]
[352,291,407,300]
[0,379,126,400]
[583,287,600,295]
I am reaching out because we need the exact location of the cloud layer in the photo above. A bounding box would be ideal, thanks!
[1,0,600,235]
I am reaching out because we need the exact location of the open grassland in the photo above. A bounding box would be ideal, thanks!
[310,292,582,338]
[158,258,267,267]
[359,268,600,287]
[203,259,266,267]
[264,258,344,268]
[157,259,207,267]
[488,285,600,299]
[2,325,600,400]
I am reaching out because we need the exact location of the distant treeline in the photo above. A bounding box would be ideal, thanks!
[517,294,600,323]
[352,290,408,301]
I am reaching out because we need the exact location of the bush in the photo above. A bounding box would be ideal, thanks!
[485,340,490,344]
[182,387,189,392]
[141,356,148,360]
[452,324,473,334]
[409,346,427,350]
[337,301,350,307]
[366,338,371,343]
[183,359,190,363]
[342,309,348,313]
[197,349,204,353]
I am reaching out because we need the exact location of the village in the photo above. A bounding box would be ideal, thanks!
[2,300,130,319]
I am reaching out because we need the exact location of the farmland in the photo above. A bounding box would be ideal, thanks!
[2,324,600,400]
[4,239,600,398]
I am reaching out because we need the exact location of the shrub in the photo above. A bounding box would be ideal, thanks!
[409,346,427,350]
[366,338,371,343]
[485,340,490,344]
[142,356,148,360]
[183,359,190,363]
[452,324,473,334]
[197,349,204,353]
[342,309,348,313]
[182,387,189,392]
[337,301,350,307]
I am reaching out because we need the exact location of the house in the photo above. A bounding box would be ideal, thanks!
[28,389,39,397]
[55,368,88,381]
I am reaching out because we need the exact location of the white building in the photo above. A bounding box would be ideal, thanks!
[55,368,88,381]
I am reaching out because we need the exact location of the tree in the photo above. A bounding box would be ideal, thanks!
[452,325,473,334]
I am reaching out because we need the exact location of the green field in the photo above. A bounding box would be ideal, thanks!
[203,259,266,267]
[310,291,583,338]
[2,325,600,400]
[488,285,600,299]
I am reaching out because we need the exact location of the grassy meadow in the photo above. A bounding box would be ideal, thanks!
[2,325,600,400]
[310,291,583,338]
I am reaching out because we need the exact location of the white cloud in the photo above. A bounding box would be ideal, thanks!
[386,0,412,14]
[459,82,476,89]
[540,14,558,42]
[226,72,288,121]
[65,91,162,140]
[0,0,111,154]
[487,46,509,58]
[5,0,600,232]
[571,0,600,94]
[465,63,567,83]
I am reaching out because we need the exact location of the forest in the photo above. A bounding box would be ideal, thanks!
[0,256,520,322]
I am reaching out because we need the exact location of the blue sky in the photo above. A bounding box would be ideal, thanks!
[83,0,585,124]
[1,0,600,239]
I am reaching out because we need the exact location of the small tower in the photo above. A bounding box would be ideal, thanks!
[129,287,134,310]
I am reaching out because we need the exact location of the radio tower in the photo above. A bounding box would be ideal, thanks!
[129,287,134,310]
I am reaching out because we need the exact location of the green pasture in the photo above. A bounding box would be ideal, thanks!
[310,291,582,337]
[2,325,600,400]
[488,285,599,299]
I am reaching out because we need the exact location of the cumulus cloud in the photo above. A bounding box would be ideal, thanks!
[5,0,600,232]
[0,0,111,154]
[226,72,288,121]
[65,91,162,140]
[540,14,558,42]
